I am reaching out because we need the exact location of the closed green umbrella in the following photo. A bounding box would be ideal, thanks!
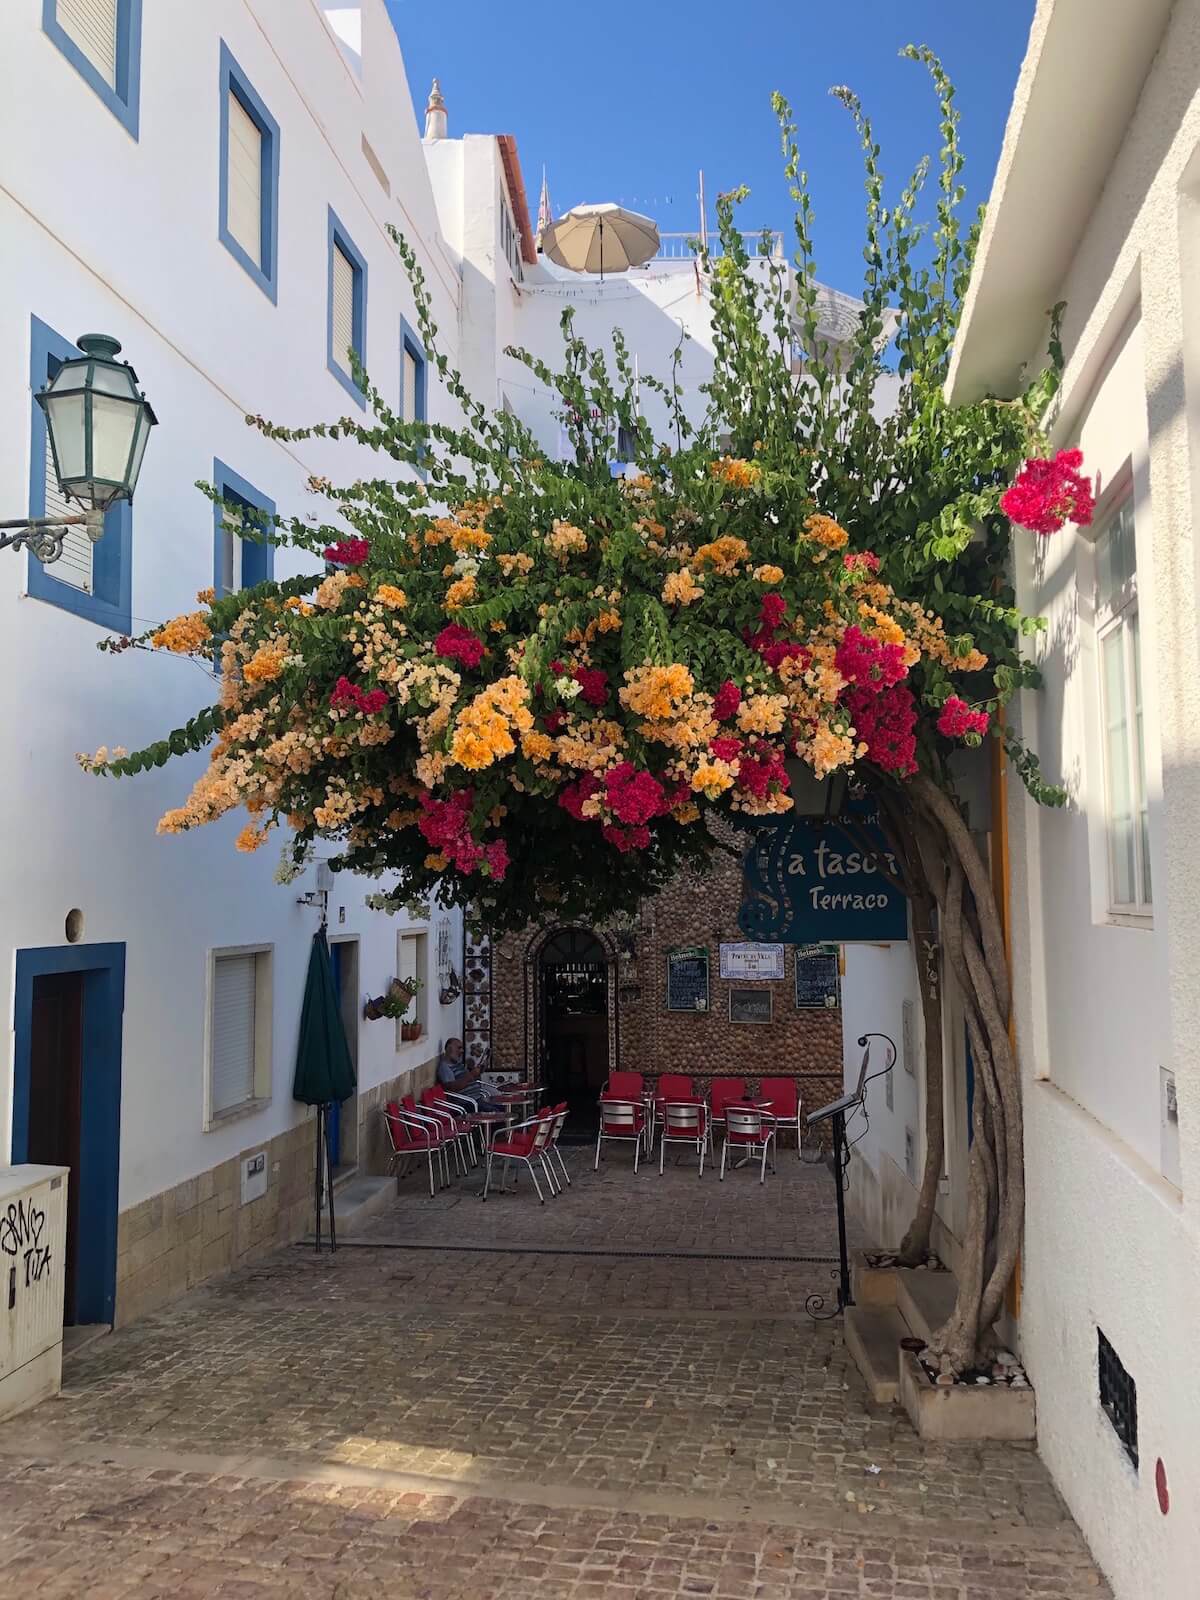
[293,927,356,1250]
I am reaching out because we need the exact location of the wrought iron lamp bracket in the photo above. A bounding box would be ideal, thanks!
[0,508,105,565]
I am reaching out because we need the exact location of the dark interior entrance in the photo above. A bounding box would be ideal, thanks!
[540,928,609,1139]
[26,974,84,1324]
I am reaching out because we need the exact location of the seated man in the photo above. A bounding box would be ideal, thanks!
[436,1038,507,1114]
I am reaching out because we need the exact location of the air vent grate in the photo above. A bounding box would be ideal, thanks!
[1098,1327,1138,1469]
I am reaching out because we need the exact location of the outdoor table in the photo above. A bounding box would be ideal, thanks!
[472,1110,508,1198]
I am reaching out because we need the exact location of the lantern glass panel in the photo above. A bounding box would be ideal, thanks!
[91,392,138,485]
[46,391,86,481]
[126,406,153,494]
[89,362,139,399]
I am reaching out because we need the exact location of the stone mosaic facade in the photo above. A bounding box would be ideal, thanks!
[489,843,845,1117]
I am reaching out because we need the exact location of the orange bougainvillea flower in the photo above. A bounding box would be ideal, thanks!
[710,457,761,488]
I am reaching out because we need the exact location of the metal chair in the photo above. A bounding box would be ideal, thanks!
[720,1104,776,1184]
[423,1086,481,1167]
[708,1077,748,1142]
[381,1104,447,1197]
[659,1099,709,1177]
[594,1097,646,1172]
[483,1108,557,1202]
[758,1077,803,1158]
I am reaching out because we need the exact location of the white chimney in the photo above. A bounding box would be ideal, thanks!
[424,78,448,141]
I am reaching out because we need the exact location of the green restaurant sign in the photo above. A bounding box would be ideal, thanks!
[738,800,908,945]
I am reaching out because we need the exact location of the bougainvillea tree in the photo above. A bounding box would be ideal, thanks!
[83,49,1090,1373]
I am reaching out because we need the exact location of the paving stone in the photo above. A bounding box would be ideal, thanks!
[0,1157,1110,1598]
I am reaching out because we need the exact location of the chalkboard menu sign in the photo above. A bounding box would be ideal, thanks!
[794,943,841,1010]
[666,946,709,1012]
[729,988,773,1025]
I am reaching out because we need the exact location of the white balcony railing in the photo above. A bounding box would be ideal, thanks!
[652,230,786,261]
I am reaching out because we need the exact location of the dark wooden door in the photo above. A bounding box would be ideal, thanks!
[26,972,84,1324]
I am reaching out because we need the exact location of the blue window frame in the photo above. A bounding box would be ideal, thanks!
[400,315,427,477]
[327,207,368,406]
[27,316,132,632]
[399,317,427,423]
[213,458,275,598]
[218,42,280,302]
[42,0,142,139]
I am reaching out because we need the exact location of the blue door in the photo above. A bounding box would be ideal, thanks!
[11,944,125,1326]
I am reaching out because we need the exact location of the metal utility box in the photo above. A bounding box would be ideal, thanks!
[0,1165,69,1422]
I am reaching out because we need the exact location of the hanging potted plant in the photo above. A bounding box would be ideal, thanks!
[364,976,423,1024]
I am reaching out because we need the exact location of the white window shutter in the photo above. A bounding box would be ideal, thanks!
[402,347,418,420]
[226,90,263,266]
[211,954,257,1114]
[44,428,93,594]
[57,0,118,88]
[332,246,356,369]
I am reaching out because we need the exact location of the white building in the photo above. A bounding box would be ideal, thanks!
[946,0,1200,1593]
[0,0,468,1332]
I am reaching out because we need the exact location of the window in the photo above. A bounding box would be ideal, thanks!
[213,459,275,600]
[1095,495,1151,914]
[327,208,368,405]
[218,43,280,301]
[42,0,142,138]
[27,316,132,632]
[207,946,272,1123]
[397,930,428,1047]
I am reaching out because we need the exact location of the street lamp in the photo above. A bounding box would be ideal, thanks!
[0,333,157,565]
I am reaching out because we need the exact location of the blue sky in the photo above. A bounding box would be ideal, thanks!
[386,1,1035,296]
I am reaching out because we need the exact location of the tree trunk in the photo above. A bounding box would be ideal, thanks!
[877,774,1022,1374]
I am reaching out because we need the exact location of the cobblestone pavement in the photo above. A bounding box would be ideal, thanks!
[0,1154,1110,1597]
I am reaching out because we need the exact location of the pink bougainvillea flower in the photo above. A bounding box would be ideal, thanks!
[708,735,743,764]
[434,623,486,668]
[604,762,667,825]
[758,592,788,630]
[557,773,600,820]
[835,625,908,693]
[482,840,510,879]
[322,537,371,567]
[845,683,918,776]
[937,695,990,739]
[573,667,610,707]
[602,822,652,853]
[1000,449,1095,535]
[843,550,881,574]
[330,676,388,716]
[712,680,742,721]
[543,709,567,734]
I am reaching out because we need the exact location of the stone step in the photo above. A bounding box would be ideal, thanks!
[844,1305,907,1404]
[330,1174,396,1236]
[895,1267,959,1346]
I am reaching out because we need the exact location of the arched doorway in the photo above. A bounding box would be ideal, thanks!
[537,926,611,1137]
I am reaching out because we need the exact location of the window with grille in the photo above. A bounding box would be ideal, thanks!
[1094,495,1151,915]
[400,319,427,478]
[327,210,367,404]
[208,947,271,1122]
[43,0,142,138]
[1098,1327,1138,1469]
[217,45,280,301]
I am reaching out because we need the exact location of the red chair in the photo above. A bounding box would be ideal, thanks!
[594,1098,646,1172]
[656,1073,697,1102]
[758,1078,803,1157]
[382,1103,446,1197]
[404,1093,466,1178]
[659,1100,709,1177]
[719,1104,776,1184]
[709,1077,748,1139]
[422,1086,480,1168]
[483,1108,557,1202]
[603,1070,644,1100]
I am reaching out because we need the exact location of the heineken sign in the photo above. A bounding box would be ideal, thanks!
[739,801,908,945]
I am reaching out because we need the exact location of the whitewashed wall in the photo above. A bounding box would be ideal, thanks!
[980,3,1200,1592]
[0,0,463,1213]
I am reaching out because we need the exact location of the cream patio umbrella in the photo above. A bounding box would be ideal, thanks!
[540,203,660,280]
